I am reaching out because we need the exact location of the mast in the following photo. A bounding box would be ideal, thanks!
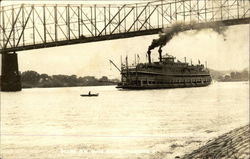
[134,54,136,65]
[126,56,129,81]
[120,55,122,68]
[126,56,128,69]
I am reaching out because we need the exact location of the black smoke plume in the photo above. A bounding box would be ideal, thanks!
[148,21,228,51]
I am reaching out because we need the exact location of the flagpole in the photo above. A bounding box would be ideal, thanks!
[120,55,122,68]
[135,54,136,65]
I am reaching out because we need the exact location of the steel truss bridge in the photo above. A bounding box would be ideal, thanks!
[0,0,249,53]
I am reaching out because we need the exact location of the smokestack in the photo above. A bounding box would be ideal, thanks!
[158,46,162,62]
[184,57,186,63]
[147,50,151,64]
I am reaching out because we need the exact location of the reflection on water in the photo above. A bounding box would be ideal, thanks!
[1,82,249,159]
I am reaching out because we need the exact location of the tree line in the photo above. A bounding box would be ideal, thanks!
[217,69,249,82]
[21,70,119,88]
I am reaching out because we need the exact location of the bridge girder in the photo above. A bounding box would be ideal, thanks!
[0,0,249,53]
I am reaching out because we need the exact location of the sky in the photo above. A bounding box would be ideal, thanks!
[1,1,249,79]
[15,24,249,79]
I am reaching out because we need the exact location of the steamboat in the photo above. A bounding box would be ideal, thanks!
[113,46,212,89]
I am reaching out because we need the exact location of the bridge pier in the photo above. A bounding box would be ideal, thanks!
[1,52,22,92]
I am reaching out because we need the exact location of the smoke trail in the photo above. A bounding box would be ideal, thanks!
[148,21,228,51]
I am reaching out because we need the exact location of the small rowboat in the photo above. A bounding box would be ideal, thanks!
[80,93,99,97]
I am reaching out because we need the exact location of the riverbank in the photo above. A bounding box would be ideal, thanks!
[17,70,119,89]
[179,125,249,159]
[21,82,117,89]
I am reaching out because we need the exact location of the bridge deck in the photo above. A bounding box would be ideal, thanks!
[0,0,249,53]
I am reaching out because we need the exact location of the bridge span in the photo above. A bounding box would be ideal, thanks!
[0,0,249,91]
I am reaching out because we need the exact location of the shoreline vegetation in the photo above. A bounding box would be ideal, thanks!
[209,68,249,82]
[20,70,119,89]
[19,69,249,89]
[179,125,249,159]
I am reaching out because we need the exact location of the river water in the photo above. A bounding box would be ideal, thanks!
[0,82,249,159]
